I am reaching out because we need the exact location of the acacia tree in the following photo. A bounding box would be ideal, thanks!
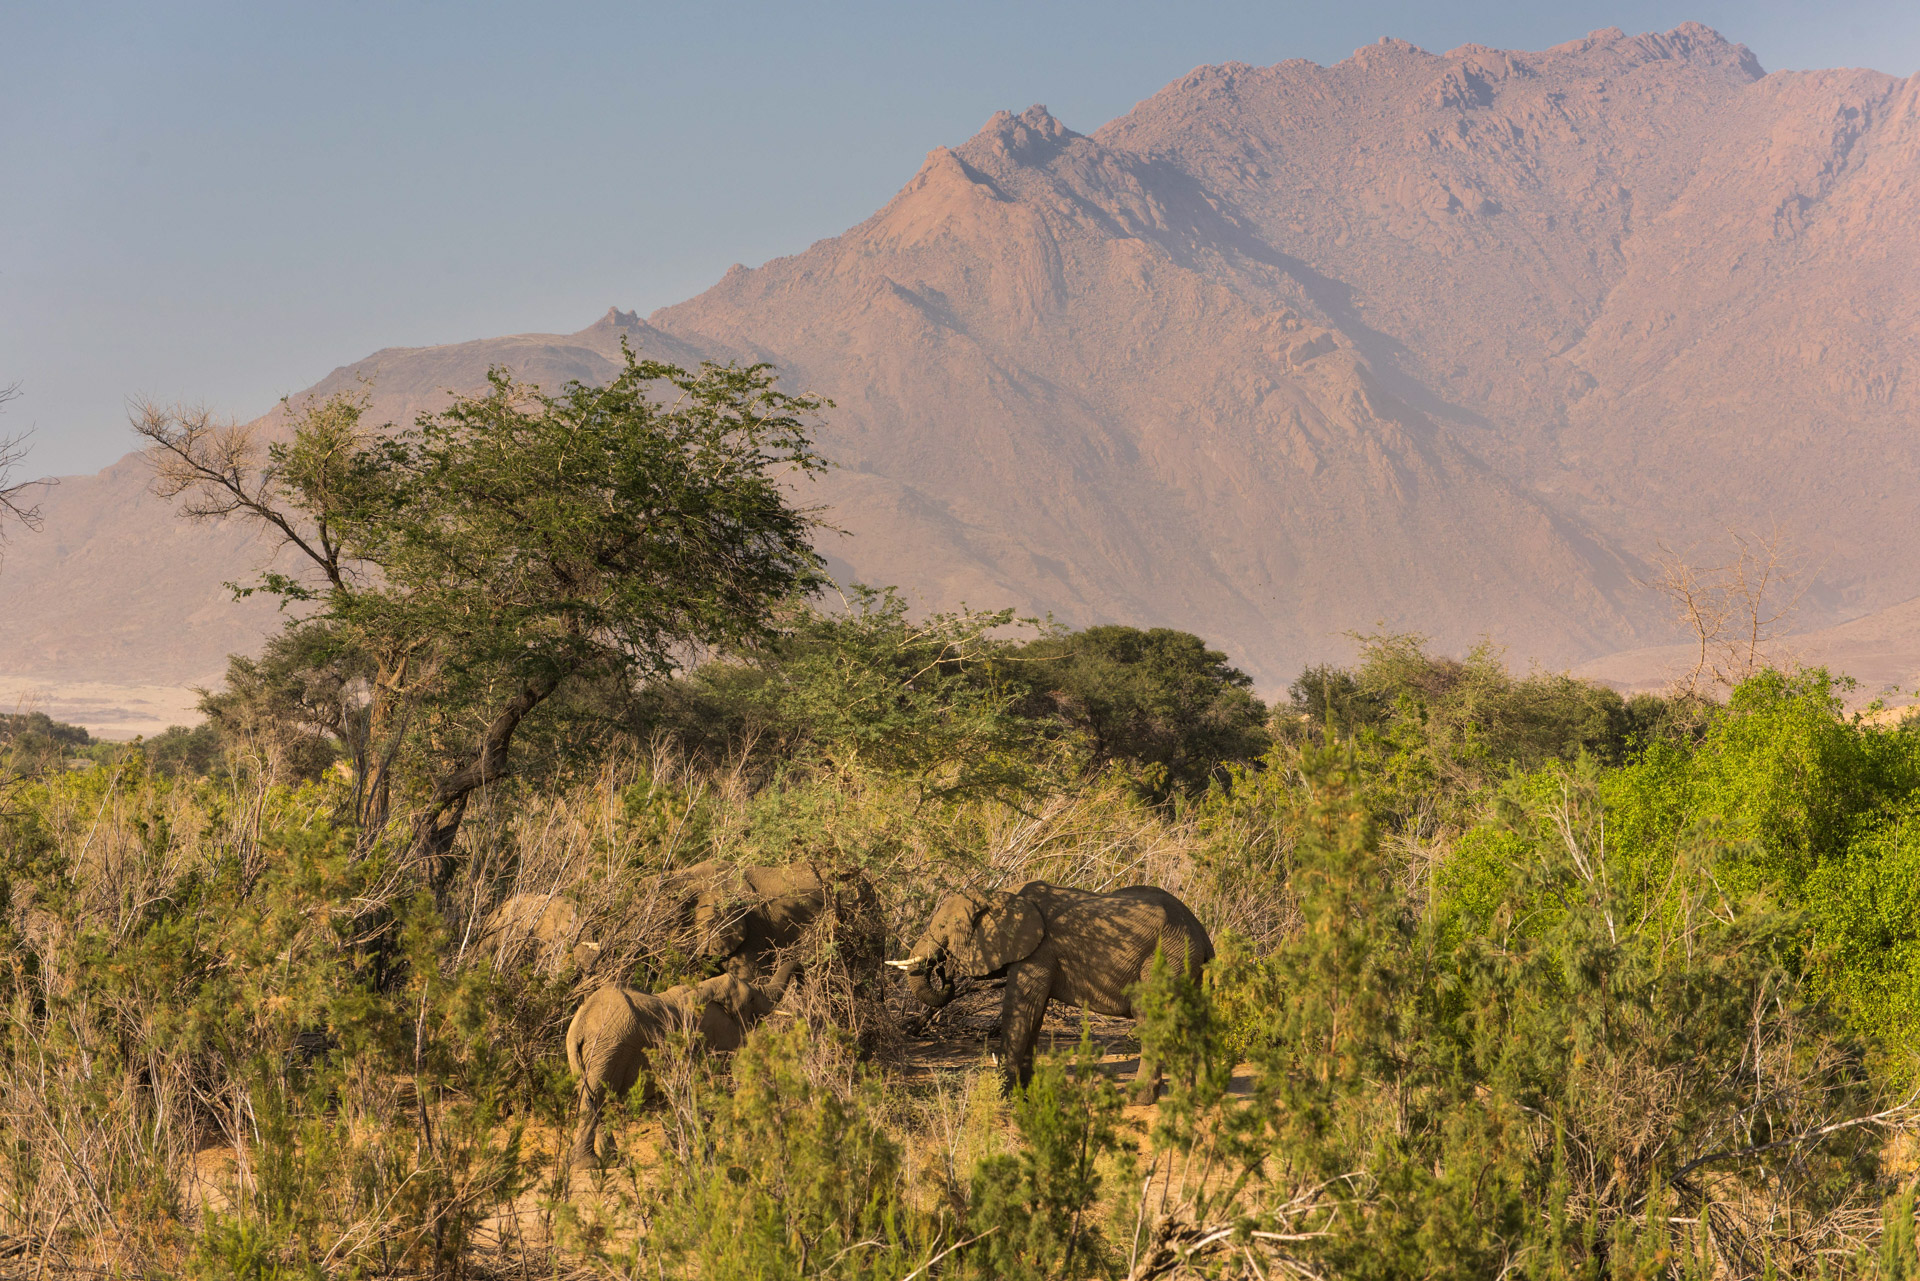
[139,347,828,879]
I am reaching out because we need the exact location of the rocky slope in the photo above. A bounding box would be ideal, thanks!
[5,24,1915,732]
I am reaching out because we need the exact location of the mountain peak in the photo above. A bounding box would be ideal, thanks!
[963,103,1080,167]
[8,26,1913,715]
[1544,23,1763,78]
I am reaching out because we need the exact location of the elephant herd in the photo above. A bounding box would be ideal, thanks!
[502,859,1213,1167]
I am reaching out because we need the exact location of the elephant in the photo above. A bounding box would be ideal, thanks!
[478,892,601,973]
[564,959,799,1166]
[661,859,878,980]
[889,881,1213,1098]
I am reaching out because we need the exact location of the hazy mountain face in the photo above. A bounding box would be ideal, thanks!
[5,23,1916,726]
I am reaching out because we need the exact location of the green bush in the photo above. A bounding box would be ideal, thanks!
[960,1030,1130,1280]
[1007,624,1269,801]
[0,710,90,777]
[14,599,1920,1277]
[1200,750,1886,1277]
[640,1024,932,1281]
[144,721,225,778]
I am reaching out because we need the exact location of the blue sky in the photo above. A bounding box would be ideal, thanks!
[6,0,1917,477]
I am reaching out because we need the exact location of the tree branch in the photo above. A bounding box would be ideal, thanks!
[132,401,350,593]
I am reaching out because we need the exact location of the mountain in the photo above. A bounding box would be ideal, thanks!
[5,24,1916,735]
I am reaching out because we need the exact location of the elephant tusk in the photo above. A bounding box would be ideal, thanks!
[885,957,931,975]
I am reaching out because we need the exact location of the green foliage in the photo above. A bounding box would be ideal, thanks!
[960,1028,1130,1281]
[1802,810,1920,1072]
[333,347,828,689]
[743,587,1041,795]
[1184,747,1890,1277]
[144,345,830,866]
[640,1024,930,1280]
[19,581,1920,1277]
[1289,661,1384,735]
[625,597,1271,803]
[0,710,91,777]
[1692,669,1920,890]
[199,626,357,782]
[1446,667,1920,1076]
[1,767,555,1276]
[1288,633,1675,792]
[0,710,89,753]
[143,722,226,779]
[1882,1191,1920,1281]
[1009,624,1268,801]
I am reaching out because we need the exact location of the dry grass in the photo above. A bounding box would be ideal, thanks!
[3,731,1912,1279]
[0,740,1238,1278]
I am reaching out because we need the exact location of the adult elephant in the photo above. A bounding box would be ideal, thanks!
[889,882,1212,1097]
[565,959,799,1166]
[662,859,878,979]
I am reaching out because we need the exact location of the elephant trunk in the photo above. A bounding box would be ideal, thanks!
[898,939,955,1008]
[907,968,955,1009]
[767,958,800,1002]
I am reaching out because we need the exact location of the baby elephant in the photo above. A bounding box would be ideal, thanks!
[565,959,798,1166]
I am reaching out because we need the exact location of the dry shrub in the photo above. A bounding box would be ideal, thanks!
[15,712,1914,1279]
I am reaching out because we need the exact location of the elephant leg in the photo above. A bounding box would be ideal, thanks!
[1130,1049,1163,1105]
[569,1083,604,1168]
[998,960,1054,1091]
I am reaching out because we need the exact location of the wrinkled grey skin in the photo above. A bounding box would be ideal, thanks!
[565,959,798,1166]
[663,860,875,979]
[896,882,1212,1098]
[479,892,601,973]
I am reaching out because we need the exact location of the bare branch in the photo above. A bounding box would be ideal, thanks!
[1671,1091,1920,1185]
[0,383,57,557]
[1646,527,1807,696]
[131,399,348,593]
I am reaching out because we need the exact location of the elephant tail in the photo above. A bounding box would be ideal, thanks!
[565,1007,587,1080]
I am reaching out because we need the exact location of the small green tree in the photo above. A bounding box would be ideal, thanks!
[1010,624,1268,801]
[139,347,828,877]
[638,1023,931,1280]
[961,1028,1129,1281]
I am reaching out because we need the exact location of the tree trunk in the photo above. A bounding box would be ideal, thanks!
[412,670,563,893]
[351,645,419,849]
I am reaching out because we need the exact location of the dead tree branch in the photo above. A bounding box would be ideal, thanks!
[1648,527,1809,695]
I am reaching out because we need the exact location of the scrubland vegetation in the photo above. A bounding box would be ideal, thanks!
[7,361,1920,1278]
[8,631,1920,1279]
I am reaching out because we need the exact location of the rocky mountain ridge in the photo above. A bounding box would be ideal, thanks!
[5,24,1916,734]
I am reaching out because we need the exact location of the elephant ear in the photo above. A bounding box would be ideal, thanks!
[695,894,749,956]
[693,973,746,1013]
[951,890,1044,977]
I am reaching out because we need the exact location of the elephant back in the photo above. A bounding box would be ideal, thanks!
[568,985,672,1094]
[740,861,829,902]
[659,860,743,916]
[665,859,881,968]
[1112,885,1214,976]
[483,892,596,973]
